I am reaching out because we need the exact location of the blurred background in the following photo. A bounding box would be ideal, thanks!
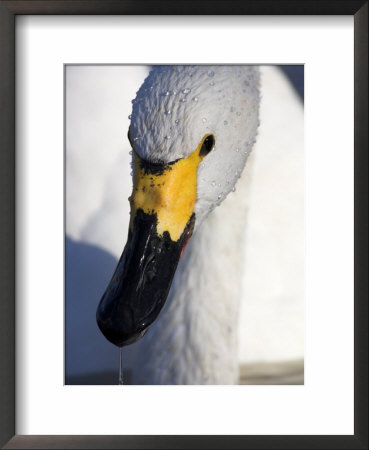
[65,65,304,385]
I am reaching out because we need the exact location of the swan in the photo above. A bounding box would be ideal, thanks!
[65,65,304,385]
[96,65,261,384]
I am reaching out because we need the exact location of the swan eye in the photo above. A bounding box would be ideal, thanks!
[199,134,215,157]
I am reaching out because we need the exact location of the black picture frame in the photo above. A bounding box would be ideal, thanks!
[0,1,367,449]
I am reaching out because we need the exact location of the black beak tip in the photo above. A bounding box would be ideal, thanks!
[96,211,196,348]
[96,307,149,347]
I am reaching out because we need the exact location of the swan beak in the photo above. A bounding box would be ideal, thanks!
[96,148,204,347]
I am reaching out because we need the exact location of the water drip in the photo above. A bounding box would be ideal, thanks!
[119,347,124,385]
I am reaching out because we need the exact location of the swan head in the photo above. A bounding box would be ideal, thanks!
[97,65,260,347]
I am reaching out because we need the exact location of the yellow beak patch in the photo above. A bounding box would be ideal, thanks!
[130,135,211,242]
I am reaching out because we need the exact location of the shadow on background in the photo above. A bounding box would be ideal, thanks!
[280,65,304,102]
[65,236,120,384]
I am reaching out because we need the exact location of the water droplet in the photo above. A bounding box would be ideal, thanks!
[175,119,180,124]
[129,150,133,155]
[182,88,191,94]
[218,193,223,200]
[165,135,171,140]
[218,183,221,187]
[224,121,228,125]
[202,118,207,123]
[232,187,236,192]
[192,97,198,102]
[180,98,187,102]
[208,71,215,77]
[165,110,171,115]
[211,181,216,187]
[209,81,215,86]
[164,91,170,96]
[128,114,132,120]
[235,148,240,152]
